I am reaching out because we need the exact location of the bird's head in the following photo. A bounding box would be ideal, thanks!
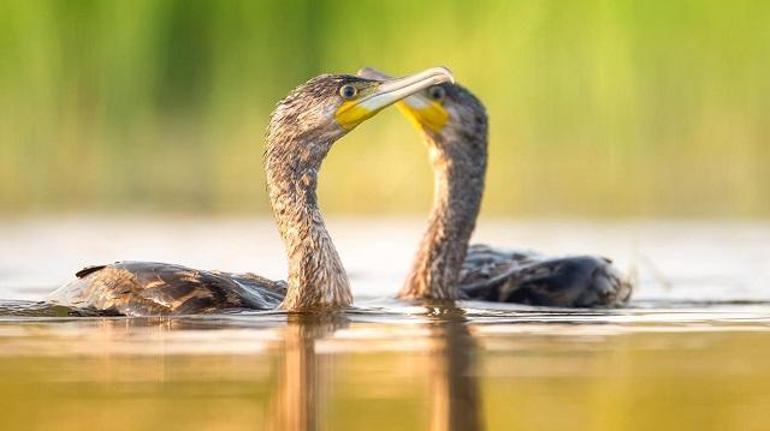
[357,67,487,158]
[267,67,455,154]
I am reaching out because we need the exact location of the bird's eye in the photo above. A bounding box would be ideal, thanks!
[339,84,358,100]
[427,85,446,101]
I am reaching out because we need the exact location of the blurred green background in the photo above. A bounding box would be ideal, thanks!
[1,0,768,217]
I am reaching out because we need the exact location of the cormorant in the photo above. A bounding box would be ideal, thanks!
[359,68,632,307]
[47,67,455,315]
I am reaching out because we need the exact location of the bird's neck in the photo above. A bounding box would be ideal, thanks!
[400,134,487,300]
[266,135,352,311]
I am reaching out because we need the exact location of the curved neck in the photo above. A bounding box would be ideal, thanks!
[400,132,487,300]
[265,135,352,311]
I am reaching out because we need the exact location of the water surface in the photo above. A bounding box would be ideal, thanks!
[1,217,769,430]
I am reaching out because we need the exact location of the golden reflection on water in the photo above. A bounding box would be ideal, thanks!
[425,307,483,431]
[264,309,484,431]
[265,314,343,431]
[261,308,487,430]
[1,305,770,430]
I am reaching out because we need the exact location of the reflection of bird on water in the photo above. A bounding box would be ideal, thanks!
[425,305,484,431]
[265,313,348,431]
[359,68,632,307]
[46,68,455,316]
[264,305,482,431]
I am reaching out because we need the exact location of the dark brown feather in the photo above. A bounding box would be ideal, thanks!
[75,264,108,278]
[49,74,384,315]
[397,81,633,307]
[48,261,286,316]
[458,245,632,307]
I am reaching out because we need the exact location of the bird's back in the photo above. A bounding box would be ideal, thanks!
[458,244,632,307]
[48,262,286,316]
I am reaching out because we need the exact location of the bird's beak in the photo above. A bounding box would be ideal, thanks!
[335,66,454,130]
[357,67,450,133]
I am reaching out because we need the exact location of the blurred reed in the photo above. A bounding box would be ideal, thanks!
[0,0,768,217]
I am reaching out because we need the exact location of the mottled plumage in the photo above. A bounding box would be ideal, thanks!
[48,262,286,315]
[458,245,632,307]
[264,75,361,311]
[400,83,487,300]
[48,69,455,315]
[393,80,632,307]
[48,75,364,315]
